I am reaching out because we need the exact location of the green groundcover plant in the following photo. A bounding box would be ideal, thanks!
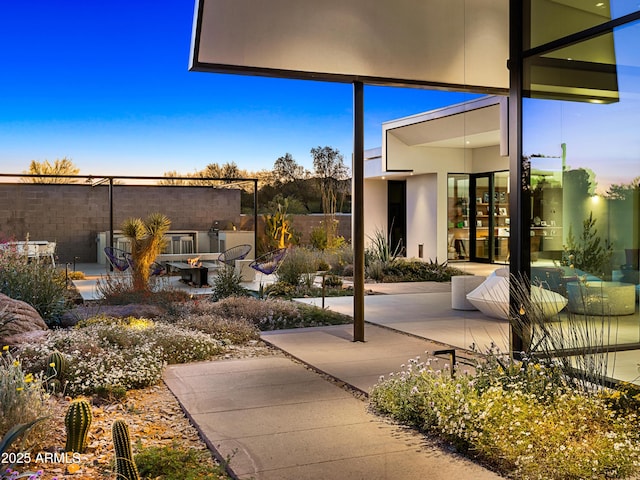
[134,441,229,480]
[369,346,640,480]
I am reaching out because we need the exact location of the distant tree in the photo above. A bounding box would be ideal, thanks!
[273,153,308,185]
[311,146,350,247]
[202,162,243,181]
[159,170,187,185]
[311,146,350,215]
[160,162,247,186]
[606,176,640,201]
[22,158,80,183]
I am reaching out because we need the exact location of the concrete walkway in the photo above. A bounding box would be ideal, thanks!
[164,345,501,480]
[164,315,505,479]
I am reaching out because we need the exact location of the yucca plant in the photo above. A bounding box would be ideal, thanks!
[121,213,171,291]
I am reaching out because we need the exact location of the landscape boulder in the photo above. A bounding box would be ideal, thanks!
[0,293,48,346]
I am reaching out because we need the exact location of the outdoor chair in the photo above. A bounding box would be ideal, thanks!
[39,242,56,267]
[217,244,252,267]
[125,254,166,276]
[250,248,288,276]
[104,246,131,272]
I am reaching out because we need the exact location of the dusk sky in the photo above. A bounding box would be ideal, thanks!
[0,1,478,178]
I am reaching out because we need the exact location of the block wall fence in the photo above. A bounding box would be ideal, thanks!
[0,183,352,263]
[0,183,241,263]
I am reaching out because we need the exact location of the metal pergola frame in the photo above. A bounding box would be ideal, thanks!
[0,173,259,270]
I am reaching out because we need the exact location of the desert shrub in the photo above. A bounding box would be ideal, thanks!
[97,274,190,307]
[379,258,466,282]
[0,245,70,325]
[0,347,52,448]
[207,296,350,330]
[208,297,302,330]
[17,317,221,395]
[602,381,640,414]
[295,303,352,327]
[276,247,319,286]
[366,259,385,281]
[309,222,346,252]
[176,315,260,344]
[309,225,329,251]
[211,265,248,302]
[323,274,343,288]
[323,244,353,275]
[263,281,299,299]
[369,348,640,480]
[264,281,351,299]
[135,441,227,480]
[66,271,85,280]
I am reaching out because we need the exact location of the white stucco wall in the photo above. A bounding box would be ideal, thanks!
[385,134,470,173]
[362,178,387,248]
[406,174,438,259]
[365,97,509,264]
[471,145,508,173]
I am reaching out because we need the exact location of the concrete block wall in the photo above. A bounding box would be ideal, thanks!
[0,183,240,263]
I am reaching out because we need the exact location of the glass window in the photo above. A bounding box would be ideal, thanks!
[523,20,640,369]
[525,31,619,103]
[528,0,636,49]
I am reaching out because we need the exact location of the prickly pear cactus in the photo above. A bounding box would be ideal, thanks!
[112,419,140,480]
[64,399,92,453]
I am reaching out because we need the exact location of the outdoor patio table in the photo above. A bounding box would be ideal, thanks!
[166,261,216,287]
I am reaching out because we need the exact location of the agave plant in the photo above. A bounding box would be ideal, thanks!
[121,213,171,291]
[0,418,48,479]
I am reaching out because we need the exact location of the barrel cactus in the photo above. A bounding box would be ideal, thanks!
[46,351,67,378]
[112,419,140,480]
[64,399,92,453]
[46,351,67,392]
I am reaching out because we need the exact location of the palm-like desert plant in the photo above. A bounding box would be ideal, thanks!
[121,213,171,291]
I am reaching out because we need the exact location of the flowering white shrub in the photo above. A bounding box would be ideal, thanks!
[176,314,260,344]
[17,317,222,396]
[144,322,222,364]
[370,350,640,479]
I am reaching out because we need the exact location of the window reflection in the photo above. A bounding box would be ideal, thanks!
[523,20,640,367]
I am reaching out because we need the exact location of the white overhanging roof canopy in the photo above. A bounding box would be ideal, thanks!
[190,0,620,101]
[190,0,510,92]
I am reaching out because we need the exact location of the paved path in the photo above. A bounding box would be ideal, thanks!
[164,323,503,480]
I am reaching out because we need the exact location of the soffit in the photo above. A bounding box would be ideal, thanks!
[388,104,501,148]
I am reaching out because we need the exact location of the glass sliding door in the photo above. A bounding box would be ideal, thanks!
[494,172,510,263]
[473,175,492,262]
[470,172,510,263]
[447,174,470,262]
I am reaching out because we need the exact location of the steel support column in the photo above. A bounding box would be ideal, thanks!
[509,0,531,354]
[353,81,365,342]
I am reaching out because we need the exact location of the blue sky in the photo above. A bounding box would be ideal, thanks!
[0,1,477,177]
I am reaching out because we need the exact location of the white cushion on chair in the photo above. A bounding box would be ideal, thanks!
[466,275,567,320]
